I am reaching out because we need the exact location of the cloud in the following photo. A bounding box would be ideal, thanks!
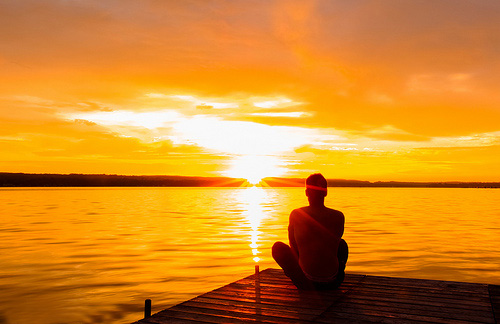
[366,92,394,105]
[167,94,236,109]
[63,104,320,156]
[5,95,55,106]
[360,125,431,142]
[65,110,183,129]
[253,98,296,108]
[407,73,474,94]
[75,101,113,112]
[196,104,213,110]
[250,112,310,118]
[0,96,56,121]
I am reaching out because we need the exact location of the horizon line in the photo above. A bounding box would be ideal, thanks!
[1,172,499,185]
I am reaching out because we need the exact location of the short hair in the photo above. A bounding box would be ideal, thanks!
[306,173,327,189]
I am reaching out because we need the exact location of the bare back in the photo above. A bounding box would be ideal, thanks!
[288,206,345,279]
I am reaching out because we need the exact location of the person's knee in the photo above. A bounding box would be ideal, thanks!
[338,239,349,262]
[339,239,348,251]
[272,241,288,258]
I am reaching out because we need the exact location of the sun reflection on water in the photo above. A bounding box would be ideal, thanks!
[235,187,269,263]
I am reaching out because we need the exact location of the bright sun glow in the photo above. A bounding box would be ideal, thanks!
[63,100,316,180]
[225,155,286,184]
[172,116,312,155]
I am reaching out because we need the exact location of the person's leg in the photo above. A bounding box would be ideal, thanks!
[272,241,312,289]
[338,239,349,266]
[334,239,349,286]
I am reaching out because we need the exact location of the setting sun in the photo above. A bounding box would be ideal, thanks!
[225,155,286,185]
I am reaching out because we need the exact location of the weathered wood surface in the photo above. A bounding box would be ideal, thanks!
[133,268,499,323]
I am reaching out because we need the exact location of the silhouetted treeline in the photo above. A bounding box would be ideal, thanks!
[0,173,246,187]
[263,177,500,188]
[1,173,499,188]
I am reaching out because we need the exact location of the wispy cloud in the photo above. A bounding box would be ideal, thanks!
[407,73,474,94]
[253,98,298,108]
[66,110,183,129]
[250,112,311,118]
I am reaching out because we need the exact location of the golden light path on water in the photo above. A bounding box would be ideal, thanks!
[235,186,270,264]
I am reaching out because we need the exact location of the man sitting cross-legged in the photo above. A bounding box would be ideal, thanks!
[272,173,348,290]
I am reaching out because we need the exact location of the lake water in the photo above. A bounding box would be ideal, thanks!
[1,187,500,324]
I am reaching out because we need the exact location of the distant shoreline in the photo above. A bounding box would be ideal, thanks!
[1,172,499,188]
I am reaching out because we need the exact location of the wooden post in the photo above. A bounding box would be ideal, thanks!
[144,299,151,318]
[254,265,261,303]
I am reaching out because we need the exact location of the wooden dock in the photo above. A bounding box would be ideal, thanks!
[134,268,500,323]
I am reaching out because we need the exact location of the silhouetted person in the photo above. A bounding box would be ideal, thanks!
[272,173,348,290]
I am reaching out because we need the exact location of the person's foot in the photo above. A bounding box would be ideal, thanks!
[295,281,315,290]
[339,261,346,272]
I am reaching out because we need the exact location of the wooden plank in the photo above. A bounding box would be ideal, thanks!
[136,316,210,324]
[242,275,365,287]
[148,308,270,323]
[363,275,490,294]
[317,309,472,324]
[209,283,360,310]
[226,280,358,301]
[341,293,493,314]
[216,280,351,298]
[233,270,365,295]
[200,274,359,309]
[254,270,365,283]
[194,295,324,315]
[216,281,336,299]
[363,275,491,297]
[330,298,495,323]
[489,284,500,323]
[345,288,493,309]
[204,289,344,309]
[165,303,314,324]
[315,309,428,324]
[347,278,492,308]
[243,275,364,289]
[159,305,362,324]
[178,298,320,321]
[318,300,493,324]
[352,284,491,301]
[250,269,365,282]
[361,278,490,295]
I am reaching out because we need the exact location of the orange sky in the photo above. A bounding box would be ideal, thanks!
[1,0,500,181]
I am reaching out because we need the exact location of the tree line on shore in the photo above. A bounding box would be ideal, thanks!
[1,173,499,188]
[0,173,245,187]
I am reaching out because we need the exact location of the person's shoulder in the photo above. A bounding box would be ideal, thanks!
[289,207,307,219]
[291,206,307,214]
[326,207,344,217]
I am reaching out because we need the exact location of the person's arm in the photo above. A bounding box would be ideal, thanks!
[288,210,299,257]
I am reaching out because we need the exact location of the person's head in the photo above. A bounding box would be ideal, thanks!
[305,173,327,206]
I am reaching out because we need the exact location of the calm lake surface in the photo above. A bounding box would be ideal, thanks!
[1,187,500,324]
